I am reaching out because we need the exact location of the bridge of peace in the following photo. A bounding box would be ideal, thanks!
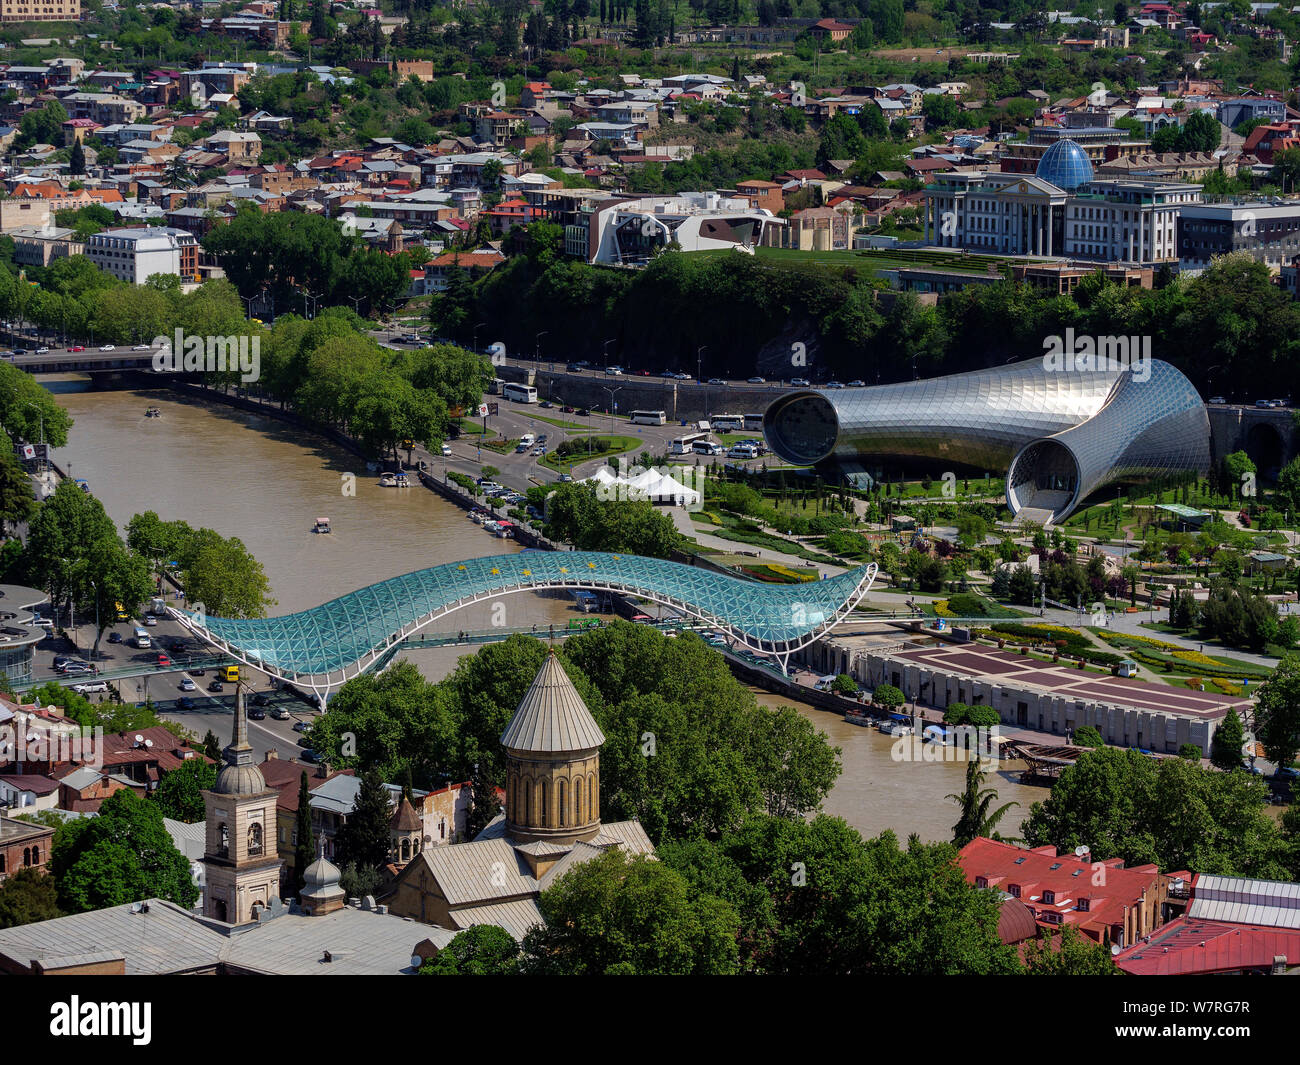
[170,551,881,705]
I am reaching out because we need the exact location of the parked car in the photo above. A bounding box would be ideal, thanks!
[847,379,866,387]
[1208,395,1226,404]
[300,749,321,764]
[293,720,310,733]
[707,377,726,385]
[539,400,554,408]
[826,381,845,389]
[791,377,810,387]
[251,692,269,706]
[747,376,765,384]
[561,405,575,413]
[71,681,108,694]
[565,363,583,372]
[557,473,573,482]
[272,707,291,720]
[576,408,590,417]
[108,631,122,644]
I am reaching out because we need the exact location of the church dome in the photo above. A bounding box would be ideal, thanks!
[1035,139,1094,191]
[213,762,267,796]
[303,853,342,891]
[500,652,605,755]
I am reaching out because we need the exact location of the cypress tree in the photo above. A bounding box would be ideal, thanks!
[293,771,315,894]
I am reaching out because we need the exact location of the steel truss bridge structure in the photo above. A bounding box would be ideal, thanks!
[169,551,878,705]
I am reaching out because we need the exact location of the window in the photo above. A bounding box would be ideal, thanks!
[574,778,582,824]
[218,822,229,858]
[400,837,410,861]
[1008,883,1021,898]
[1043,890,1056,904]
[247,822,263,857]
[1077,897,1090,912]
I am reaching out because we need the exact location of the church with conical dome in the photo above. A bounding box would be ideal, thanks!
[387,651,653,936]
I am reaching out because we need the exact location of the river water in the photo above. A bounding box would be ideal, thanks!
[46,379,1049,843]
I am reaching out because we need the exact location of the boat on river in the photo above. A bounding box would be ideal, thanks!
[378,473,398,487]
[145,407,162,418]
[313,517,331,534]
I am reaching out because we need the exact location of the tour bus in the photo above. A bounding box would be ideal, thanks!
[133,627,152,649]
[629,409,667,426]
[692,438,725,456]
[487,378,504,395]
[710,414,746,432]
[503,382,538,404]
[743,414,764,432]
[671,432,709,455]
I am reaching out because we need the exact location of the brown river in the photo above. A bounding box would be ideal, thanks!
[46,379,1049,843]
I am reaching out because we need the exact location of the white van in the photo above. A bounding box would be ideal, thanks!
[518,433,535,447]
[133,627,152,649]
[692,439,724,456]
[72,681,109,694]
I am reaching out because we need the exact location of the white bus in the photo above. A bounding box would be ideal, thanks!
[743,414,764,431]
[502,382,538,404]
[629,409,668,426]
[710,414,746,432]
[671,432,709,455]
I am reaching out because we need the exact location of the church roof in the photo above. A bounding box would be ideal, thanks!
[500,653,605,754]
[390,794,421,831]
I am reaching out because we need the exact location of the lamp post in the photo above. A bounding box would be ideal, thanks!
[536,330,549,370]
[603,384,624,438]
[472,321,487,353]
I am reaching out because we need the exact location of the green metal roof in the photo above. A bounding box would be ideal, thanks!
[174,552,877,681]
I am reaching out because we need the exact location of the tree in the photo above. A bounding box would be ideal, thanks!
[0,867,61,929]
[519,848,741,975]
[50,790,199,912]
[181,530,275,618]
[1254,653,1300,767]
[335,766,392,873]
[150,758,216,823]
[420,924,520,974]
[872,683,904,708]
[293,771,316,895]
[816,113,867,167]
[1073,725,1105,748]
[0,445,37,534]
[1021,747,1289,878]
[947,756,1018,847]
[69,139,85,177]
[201,729,221,761]
[1022,925,1120,974]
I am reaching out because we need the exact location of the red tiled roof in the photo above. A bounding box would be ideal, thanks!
[959,837,1162,940]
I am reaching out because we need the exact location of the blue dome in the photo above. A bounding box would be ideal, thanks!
[1035,139,1094,192]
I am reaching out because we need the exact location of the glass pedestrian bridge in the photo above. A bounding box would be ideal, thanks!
[169,551,878,703]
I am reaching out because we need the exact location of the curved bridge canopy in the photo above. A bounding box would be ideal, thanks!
[170,552,876,692]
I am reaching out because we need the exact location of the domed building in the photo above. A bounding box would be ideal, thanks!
[299,844,345,917]
[1034,138,1095,192]
[201,687,284,924]
[387,652,653,938]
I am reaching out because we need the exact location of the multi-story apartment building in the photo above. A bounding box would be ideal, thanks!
[0,0,79,22]
[86,227,184,285]
[1179,201,1300,273]
[1062,179,1200,264]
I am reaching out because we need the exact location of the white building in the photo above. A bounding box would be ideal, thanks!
[85,226,182,284]
[588,192,778,266]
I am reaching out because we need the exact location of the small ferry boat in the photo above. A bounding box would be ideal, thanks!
[378,473,398,487]
[844,707,875,727]
[886,722,915,738]
[482,520,502,535]
[145,407,162,418]
[492,520,514,539]
[313,517,332,534]
[469,508,486,524]
[394,472,410,488]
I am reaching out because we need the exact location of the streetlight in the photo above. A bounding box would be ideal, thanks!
[603,384,624,438]
[88,578,100,658]
[536,330,549,369]
[603,338,616,368]
[472,321,487,353]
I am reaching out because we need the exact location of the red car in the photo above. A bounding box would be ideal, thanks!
[156,652,172,667]
[69,345,85,352]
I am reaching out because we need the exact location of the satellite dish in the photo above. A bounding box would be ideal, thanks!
[1074,845,1089,856]
[134,734,144,743]
[410,954,423,969]
[1110,944,1121,955]
[131,902,143,913]
[144,739,154,748]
